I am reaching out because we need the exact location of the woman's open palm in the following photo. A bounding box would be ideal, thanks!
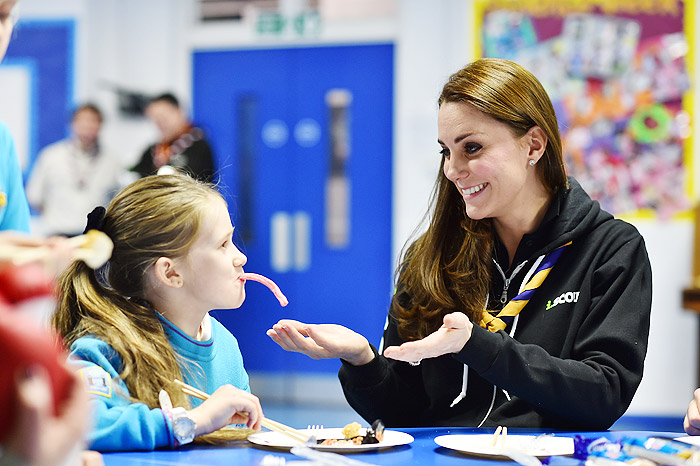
[267,320,374,366]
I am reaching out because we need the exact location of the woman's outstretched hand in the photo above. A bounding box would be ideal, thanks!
[267,320,375,366]
[383,312,473,363]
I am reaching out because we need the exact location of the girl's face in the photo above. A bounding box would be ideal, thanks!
[0,0,18,61]
[438,101,539,222]
[176,196,248,311]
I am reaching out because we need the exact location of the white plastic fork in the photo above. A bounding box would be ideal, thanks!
[304,425,322,447]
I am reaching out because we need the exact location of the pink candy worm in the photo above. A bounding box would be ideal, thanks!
[239,273,289,307]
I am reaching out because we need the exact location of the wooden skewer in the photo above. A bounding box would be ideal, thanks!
[173,379,311,444]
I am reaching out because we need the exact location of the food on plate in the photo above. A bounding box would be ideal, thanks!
[239,272,289,306]
[341,422,361,439]
[318,419,385,446]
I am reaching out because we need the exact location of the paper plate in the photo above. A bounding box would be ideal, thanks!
[248,427,414,453]
[434,434,574,459]
[676,436,700,447]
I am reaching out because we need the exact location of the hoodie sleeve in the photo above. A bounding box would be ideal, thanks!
[69,337,175,452]
[455,233,652,429]
[338,312,433,427]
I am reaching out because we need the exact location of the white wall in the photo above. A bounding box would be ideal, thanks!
[17,0,699,416]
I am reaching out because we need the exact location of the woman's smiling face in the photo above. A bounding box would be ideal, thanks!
[438,101,535,222]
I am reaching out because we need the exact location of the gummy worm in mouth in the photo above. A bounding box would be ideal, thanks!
[239,272,289,307]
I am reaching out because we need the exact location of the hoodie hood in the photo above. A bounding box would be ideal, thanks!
[529,177,613,257]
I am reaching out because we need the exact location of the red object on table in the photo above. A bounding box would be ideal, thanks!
[0,262,55,303]
[0,309,73,441]
[0,261,71,442]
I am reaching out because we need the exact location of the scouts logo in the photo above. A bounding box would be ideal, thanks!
[78,366,112,398]
[546,291,580,310]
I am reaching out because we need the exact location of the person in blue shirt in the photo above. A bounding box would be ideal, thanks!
[51,173,264,451]
[0,122,30,232]
[1,1,99,465]
[0,0,30,233]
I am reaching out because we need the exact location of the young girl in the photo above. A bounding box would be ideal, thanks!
[52,174,264,451]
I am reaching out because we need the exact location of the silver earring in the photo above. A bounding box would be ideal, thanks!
[529,159,536,166]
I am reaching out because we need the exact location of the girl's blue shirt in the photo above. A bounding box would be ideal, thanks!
[68,313,250,451]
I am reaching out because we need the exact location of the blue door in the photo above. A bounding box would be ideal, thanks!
[192,44,394,375]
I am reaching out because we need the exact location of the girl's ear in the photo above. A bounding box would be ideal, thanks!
[152,257,183,288]
[525,126,547,161]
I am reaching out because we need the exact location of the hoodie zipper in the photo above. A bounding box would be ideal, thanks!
[492,259,528,305]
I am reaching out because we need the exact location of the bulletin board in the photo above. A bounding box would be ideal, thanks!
[473,0,693,219]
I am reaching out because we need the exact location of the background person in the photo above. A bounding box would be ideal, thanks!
[267,58,652,431]
[131,93,216,183]
[26,104,122,237]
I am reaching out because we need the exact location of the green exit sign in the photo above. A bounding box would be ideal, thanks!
[256,12,286,34]
[256,11,320,36]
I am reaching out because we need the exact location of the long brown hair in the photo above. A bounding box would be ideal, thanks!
[52,174,250,442]
[393,58,568,341]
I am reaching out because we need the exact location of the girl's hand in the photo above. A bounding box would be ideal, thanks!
[188,385,263,435]
[267,319,375,366]
[383,312,472,363]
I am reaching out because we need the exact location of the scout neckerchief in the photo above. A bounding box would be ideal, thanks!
[152,126,203,168]
[479,241,572,332]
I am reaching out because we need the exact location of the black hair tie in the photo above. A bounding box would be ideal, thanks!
[83,206,106,234]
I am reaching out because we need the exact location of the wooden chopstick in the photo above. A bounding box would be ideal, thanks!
[492,425,507,447]
[172,379,311,444]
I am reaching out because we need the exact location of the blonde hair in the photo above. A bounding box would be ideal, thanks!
[52,174,250,443]
[394,58,568,340]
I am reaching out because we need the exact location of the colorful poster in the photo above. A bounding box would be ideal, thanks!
[475,0,693,219]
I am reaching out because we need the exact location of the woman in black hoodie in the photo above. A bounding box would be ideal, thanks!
[268,58,652,430]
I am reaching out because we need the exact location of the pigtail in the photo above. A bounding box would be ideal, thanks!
[53,260,191,410]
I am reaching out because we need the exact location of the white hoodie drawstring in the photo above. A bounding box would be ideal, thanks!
[378,315,389,353]
[500,254,544,400]
[450,365,469,407]
[452,253,547,415]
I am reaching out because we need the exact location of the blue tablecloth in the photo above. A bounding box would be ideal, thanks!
[102,427,687,465]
